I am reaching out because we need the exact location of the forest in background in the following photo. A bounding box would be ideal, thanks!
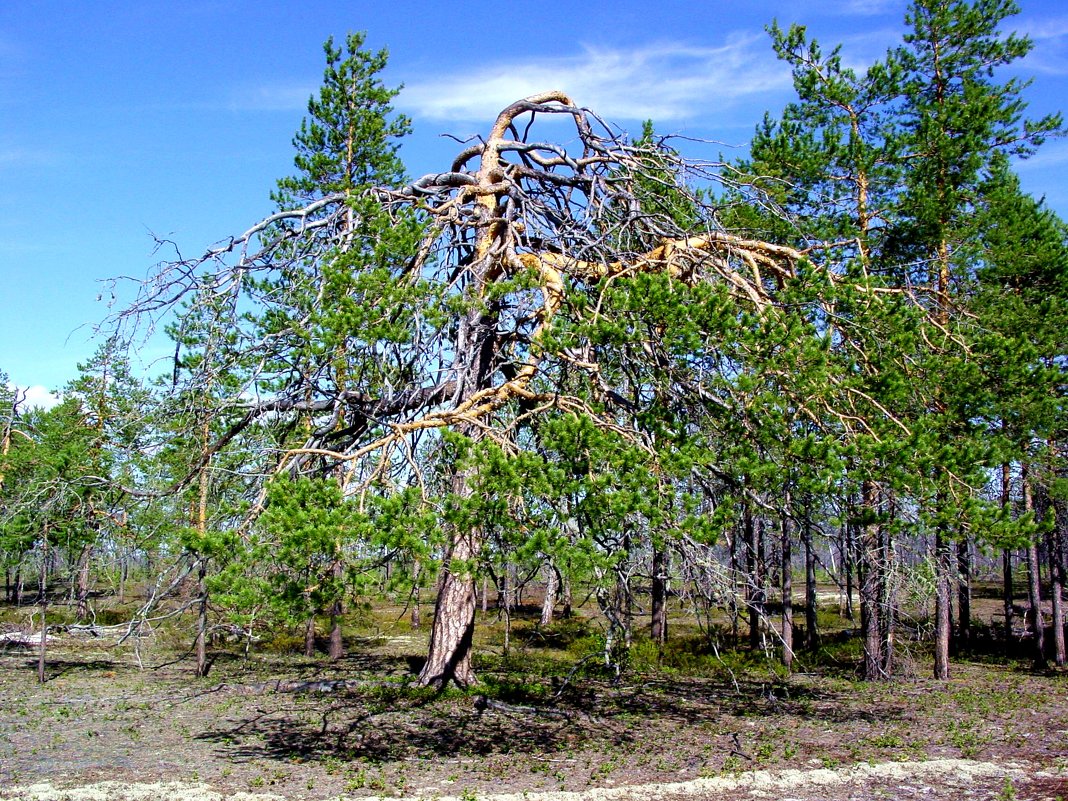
[1,0,1067,705]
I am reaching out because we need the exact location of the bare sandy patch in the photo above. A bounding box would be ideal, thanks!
[0,758,1040,801]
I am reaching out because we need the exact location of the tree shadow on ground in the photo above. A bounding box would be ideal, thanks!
[195,682,610,764]
[193,668,905,767]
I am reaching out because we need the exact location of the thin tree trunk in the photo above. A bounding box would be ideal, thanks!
[540,558,557,628]
[328,563,343,662]
[729,525,740,647]
[37,535,48,684]
[844,518,855,621]
[804,511,818,650]
[328,605,343,662]
[745,504,763,652]
[304,614,316,657]
[956,537,971,653]
[1047,525,1065,667]
[1024,463,1047,669]
[933,527,952,680]
[1048,440,1066,668]
[1001,462,1015,645]
[879,499,896,677]
[650,548,668,646]
[411,560,422,630]
[781,505,794,671]
[860,481,884,680]
[561,569,572,618]
[619,533,634,652]
[76,543,92,620]
[194,559,209,677]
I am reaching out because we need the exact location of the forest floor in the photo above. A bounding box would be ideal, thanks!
[0,596,1066,801]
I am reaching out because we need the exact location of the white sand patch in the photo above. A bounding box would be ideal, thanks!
[0,759,1044,801]
[0,782,285,801]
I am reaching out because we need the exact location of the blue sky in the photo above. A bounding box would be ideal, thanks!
[3,0,1067,407]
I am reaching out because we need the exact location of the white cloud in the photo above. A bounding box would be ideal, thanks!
[400,36,792,124]
[1016,139,1068,171]
[1014,14,1068,75]
[839,0,899,17]
[227,81,315,112]
[0,147,56,170]
[8,384,61,412]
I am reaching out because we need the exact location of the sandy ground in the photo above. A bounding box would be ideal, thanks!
[4,759,1067,801]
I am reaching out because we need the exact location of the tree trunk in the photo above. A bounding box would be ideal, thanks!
[781,507,794,671]
[1001,462,1015,645]
[76,543,93,620]
[418,526,478,688]
[411,560,422,630]
[804,512,818,650]
[194,559,209,677]
[1047,525,1065,668]
[745,504,765,652]
[329,605,343,662]
[860,481,883,680]
[418,458,480,689]
[1023,463,1047,669]
[956,537,971,653]
[37,537,48,684]
[879,508,896,678]
[540,558,557,628]
[304,614,316,657]
[650,548,668,646]
[561,569,572,618]
[328,562,344,662]
[845,521,855,621]
[933,527,952,680]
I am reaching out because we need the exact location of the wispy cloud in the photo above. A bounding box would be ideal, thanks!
[1016,139,1068,171]
[0,147,57,170]
[1014,14,1068,75]
[839,0,899,17]
[400,35,791,124]
[7,383,61,412]
[227,81,315,112]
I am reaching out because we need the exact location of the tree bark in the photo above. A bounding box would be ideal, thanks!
[76,543,93,620]
[879,507,896,678]
[411,560,422,629]
[650,548,668,646]
[1047,525,1064,667]
[956,537,971,653]
[37,536,48,684]
[328,606,343,662]
[418,523,478,688]
[1001,462,1015,645]
[328,562,344,662]
[540,558,557,628]
[781,507,794,671]
[933,527,952,680]
[804,511,818,650]
[1023,463,1047,669]
[860,481,884,680]
[745,504,764,652]
[194,559,209,677]
[304,614,316,657]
